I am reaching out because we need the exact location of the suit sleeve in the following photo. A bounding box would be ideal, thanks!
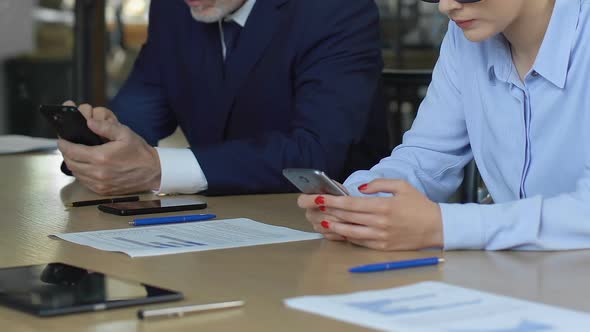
[196,0,384,195]
[61,0,174,176]
[109,0,177,146]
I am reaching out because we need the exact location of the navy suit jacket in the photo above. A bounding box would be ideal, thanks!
[110,0,388,195]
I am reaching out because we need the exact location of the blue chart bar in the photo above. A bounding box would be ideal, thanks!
[115,237,162,248]
[157,235,206,246]
[150,242,176,248]
[347,298,481,317]
[169,242,189,247]
[449,319,554,332]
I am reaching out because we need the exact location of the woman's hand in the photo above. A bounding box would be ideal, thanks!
[298,193,348,241]
[297,179,444,250]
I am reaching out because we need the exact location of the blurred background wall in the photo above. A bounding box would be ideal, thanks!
[0,0,35,134]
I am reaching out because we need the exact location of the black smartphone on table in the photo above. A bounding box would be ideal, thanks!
[282,168,348,196]
[0,262,183,317]
[39,105,103,146]
[98,198,208,216]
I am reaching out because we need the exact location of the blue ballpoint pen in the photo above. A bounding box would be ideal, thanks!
[349,257,445,273]
[129,214,217,226]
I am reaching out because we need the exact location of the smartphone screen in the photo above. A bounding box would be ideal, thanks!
[39,105,103,146]
[98,198,207,216]
[283,168,348,196]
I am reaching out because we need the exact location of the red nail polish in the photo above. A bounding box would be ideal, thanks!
[358,184,368,191]
[321,220,330,229]
[314,196,325,205]
[319,206,326,212]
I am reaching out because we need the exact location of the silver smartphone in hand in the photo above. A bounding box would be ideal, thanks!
[282,168,348,196]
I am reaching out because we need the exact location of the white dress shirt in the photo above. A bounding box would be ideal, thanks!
[155,0,257,194]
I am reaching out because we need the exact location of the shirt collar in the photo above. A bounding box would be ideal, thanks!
[486,0,580,88]
[532,0,580,88]
[486,34,512,84]
[225,0,257,27]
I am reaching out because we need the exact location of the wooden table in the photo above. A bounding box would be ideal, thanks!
[1,152,590,331]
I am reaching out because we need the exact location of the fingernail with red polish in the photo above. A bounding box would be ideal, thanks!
[319,206,326,212]
[358,184,368,191]
[314,196,325,205]
[321,220,330,229]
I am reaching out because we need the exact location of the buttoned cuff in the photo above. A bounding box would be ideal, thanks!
[154,148,208,194]
[439,203,485,250]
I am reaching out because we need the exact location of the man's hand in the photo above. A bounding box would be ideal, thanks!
[63,100,118,124]
[58,102,161,195]
[297,179,444,251]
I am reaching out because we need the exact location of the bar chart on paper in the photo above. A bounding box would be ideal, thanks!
[284,282,590,332]
[113,235,206,249]
[52,218,322,257]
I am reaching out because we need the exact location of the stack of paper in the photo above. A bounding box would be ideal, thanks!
[0,135,57,154]
[52,218,322,257]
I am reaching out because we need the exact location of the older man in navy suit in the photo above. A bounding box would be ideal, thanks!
[58,0,387,195]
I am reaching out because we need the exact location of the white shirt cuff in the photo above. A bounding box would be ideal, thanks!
[154,147,208,194]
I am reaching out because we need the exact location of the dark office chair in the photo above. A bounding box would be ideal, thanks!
[462,159,492,204]
[381,69,489,204]
[4,57,72,138]
[382,69,433,148]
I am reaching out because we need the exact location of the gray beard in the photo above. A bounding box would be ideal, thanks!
[190,6,226,23]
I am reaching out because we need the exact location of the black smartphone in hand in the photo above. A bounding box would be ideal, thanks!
[98,198,208,216]
[39,104,103,146]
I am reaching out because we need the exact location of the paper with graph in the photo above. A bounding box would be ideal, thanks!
[52,218,321,257]
[284,281,590,332]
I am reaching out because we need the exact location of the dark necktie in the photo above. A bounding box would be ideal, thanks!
[222,20,242,62]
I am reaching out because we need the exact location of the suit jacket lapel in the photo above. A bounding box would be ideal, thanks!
[186,21,226,144]
[220,0,289,118]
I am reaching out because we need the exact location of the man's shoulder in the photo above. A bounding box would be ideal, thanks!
[282,0,378,35]
[288,0,375,15]
[150,0,187,11]
[148,0,189,21]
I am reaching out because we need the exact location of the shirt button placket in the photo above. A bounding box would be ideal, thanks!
[519,88,533,199]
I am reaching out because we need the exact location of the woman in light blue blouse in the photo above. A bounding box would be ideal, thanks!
[298,0,590,251]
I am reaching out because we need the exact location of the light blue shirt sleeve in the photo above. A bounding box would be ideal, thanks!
[345,26,472,202]
[441,155,590,251]
[346,0,590,251]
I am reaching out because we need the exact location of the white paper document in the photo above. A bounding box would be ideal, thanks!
[0,135,57,154]
[284,281,590,332]
[52,218,322,257]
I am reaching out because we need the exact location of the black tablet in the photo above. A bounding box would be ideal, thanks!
[0,263,183,317]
